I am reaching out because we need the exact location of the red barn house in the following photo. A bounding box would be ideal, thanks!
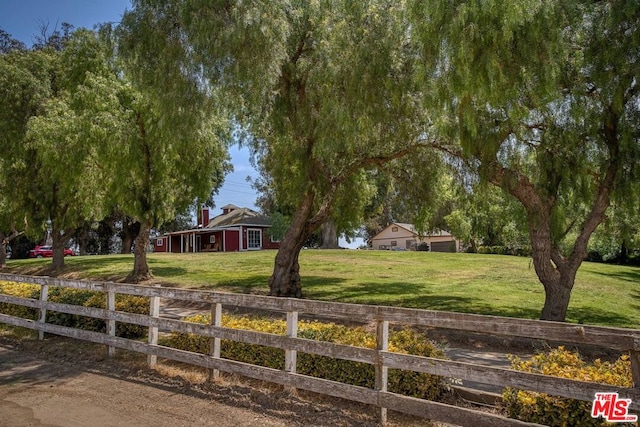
[153,205,280,253]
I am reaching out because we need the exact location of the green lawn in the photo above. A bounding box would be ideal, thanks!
[4,250,640,329]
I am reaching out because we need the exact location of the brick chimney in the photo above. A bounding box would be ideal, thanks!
[197,208,210,227]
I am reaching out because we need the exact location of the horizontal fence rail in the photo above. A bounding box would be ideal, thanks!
[0,273,639,427]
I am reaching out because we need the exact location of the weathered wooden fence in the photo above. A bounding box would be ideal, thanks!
[0,273,639,427]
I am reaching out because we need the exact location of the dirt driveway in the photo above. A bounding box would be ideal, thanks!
[0,336,429,427]
[0,342,290,427]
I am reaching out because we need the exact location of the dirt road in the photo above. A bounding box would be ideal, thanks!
[0,344,293,427]
[0,337,403,427]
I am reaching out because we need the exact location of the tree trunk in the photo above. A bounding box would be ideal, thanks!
[0,230,20,268]
[75,226,89,256]
[120,220,140,254]
[318,220,340,249]
[1,229,24,266]
[269,232,307,297]
[121,234,134,254]
[0,232,7,268]
[539,275,574,322]
[505,175,612,322]
[50,225,67,270]
[619,240,629,265]
[269,193,329,297]
[127,221,152,282]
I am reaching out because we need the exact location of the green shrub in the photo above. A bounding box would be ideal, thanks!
[0,282,148,339]
[163,314,446,400]
[0,281,41,320]
[475,245,532,257]
[388,328,447,400]
[416,243,430,251]
[46,287,98,330]
[82,293,149,338]
[503,347,634,427]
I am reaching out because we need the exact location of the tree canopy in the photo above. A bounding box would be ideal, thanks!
[3,1,638,323]
[120,0,437,295]
[1,24,231,276]
[109,21,232,281]
[410,0,640,320]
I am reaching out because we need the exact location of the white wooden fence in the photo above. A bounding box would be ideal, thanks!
[1,273,639,427]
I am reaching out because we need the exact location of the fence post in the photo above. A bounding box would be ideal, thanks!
[147,286,160,367]
[106,283,116,357]
[38,283,49,341]
[375,319,389,425]
[285,310,299,393]
[209,302,222,381]
[631,348,640,388]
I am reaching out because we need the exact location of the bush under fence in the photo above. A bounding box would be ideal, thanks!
[1,272,640,427]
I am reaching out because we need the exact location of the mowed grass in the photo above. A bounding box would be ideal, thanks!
[5,250,640,329]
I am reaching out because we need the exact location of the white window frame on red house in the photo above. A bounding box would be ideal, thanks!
[156,238,163,246]
[247,229,262,250]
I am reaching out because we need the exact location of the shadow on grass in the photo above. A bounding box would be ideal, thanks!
[567,306,636,328]
[305,279,543,320]
[199,275,272,294]
[151,266,188,278]
[5,255,132,279]
[589,266,640,284]
[68,255,131,266]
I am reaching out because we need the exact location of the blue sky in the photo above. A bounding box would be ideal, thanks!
[0,0,130,45]
[0,0,260,213]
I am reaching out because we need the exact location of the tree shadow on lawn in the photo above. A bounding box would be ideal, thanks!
[566,306,636,329]
[6,255,133,281]
[198,275,272,295]
[150,266,188,278]
[588,266,640,284]
[305,279,542,320]
[164,274,633,327]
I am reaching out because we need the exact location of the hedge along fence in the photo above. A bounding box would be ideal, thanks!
[163,314,447,402]
[1,273,640,427]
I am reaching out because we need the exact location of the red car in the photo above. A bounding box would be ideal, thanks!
[29,245,75,258]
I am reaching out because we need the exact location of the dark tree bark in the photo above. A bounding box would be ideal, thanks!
[120,219,140,254]
[488,108,620,322]
[50,225,69,270]
[74,225,89,256]
[0,239,6,269]
[318,220,340,249]
[127,220,152,283]
[269,193,331,297]
[0,229,22,268]
[618,240,629,265]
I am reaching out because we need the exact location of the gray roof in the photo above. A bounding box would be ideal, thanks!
[205,207,271,229]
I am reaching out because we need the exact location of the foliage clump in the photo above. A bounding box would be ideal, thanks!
[476,245,532,257]
[0,281,40,320]
[163,314,447,400]
[503,347,634,426]
[0,281,149,338]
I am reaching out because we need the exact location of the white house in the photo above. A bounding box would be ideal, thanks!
[368,223,460,252]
